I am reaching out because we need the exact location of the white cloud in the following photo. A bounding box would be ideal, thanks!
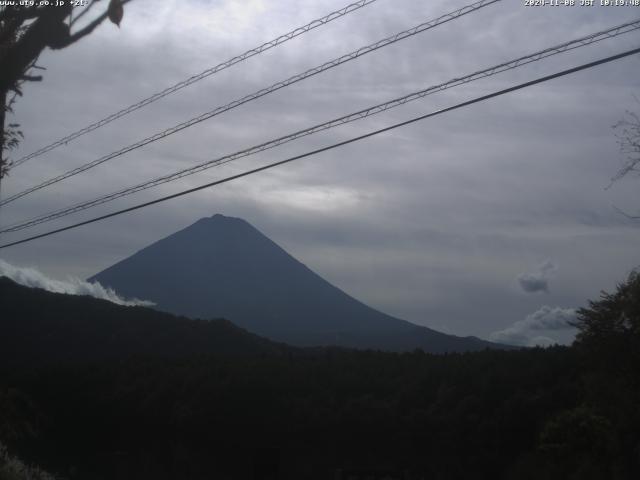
[490,305,578,347]
[0,259,153,307]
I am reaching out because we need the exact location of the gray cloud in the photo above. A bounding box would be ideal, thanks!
[517,260,557,294]
[1,0,639,342]
[0,259,153,307]
[490,305,578,347]
[517,275,549,293]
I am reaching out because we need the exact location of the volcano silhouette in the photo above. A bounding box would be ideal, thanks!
[90,214,507,353]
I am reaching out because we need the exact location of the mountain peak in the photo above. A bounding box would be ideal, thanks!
[90,216,509,353]
[209,213,237,221]
[196,213,256,230]
[183,214,259,240]
[192,213,243,224]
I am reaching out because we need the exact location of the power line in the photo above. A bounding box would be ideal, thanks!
[1,46,638,250]
[8,0,382,170]
[0,0,501,207]
[3,19,638,235]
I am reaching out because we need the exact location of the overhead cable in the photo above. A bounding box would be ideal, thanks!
[2,19,638,235]
[1,45,638,250]
[0,0,501,207]
[8,0,382,170]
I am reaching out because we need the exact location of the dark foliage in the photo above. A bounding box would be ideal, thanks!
[573,271,640,360]
[0,277,290,368]
[0,277,638,479]
[0,1,130,177]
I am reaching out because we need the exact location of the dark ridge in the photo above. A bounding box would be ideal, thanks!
[0,277,290,368]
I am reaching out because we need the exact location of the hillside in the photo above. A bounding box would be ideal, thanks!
[0,277,289,368]
[0,274,638,479]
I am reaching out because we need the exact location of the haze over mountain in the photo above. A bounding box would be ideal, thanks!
[91,214,509,353]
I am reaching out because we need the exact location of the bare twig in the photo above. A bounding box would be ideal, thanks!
[608,97,640,187]
[612,204,640,220]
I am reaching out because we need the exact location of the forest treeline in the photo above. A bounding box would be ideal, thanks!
[0,274,638,480]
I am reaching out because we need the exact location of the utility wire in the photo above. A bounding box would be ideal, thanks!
[8,0,382,170]
[1,46,638,250]
[2,19,638,235]
[0,0,501,208]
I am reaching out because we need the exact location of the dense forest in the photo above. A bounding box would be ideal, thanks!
[0,274,638,479]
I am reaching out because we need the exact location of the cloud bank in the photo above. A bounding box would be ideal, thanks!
[517,260,558,294]
[490,305,578,347]
[2,0,639,341]
[0,259,153,307]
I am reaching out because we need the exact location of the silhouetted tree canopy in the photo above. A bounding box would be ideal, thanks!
[573,270,640,371]
[0,0,131,177]
[0,277,638,479]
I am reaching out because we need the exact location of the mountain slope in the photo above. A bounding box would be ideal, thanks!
[0,277,289,368]
[90,214,508,353]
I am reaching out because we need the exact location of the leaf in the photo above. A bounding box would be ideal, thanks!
[108,0,124,27]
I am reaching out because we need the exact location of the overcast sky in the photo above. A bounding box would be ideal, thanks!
[1,0,639,345]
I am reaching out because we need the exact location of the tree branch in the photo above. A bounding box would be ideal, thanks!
[19,74,42,82]
[1,0,133,167]
[608,99,640,187]
[69,0,100,27]
[62,0,131,47]
[0,5,72,93]
[0,6,44,24]
[60,11,108,47]
[612,204,640,220]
